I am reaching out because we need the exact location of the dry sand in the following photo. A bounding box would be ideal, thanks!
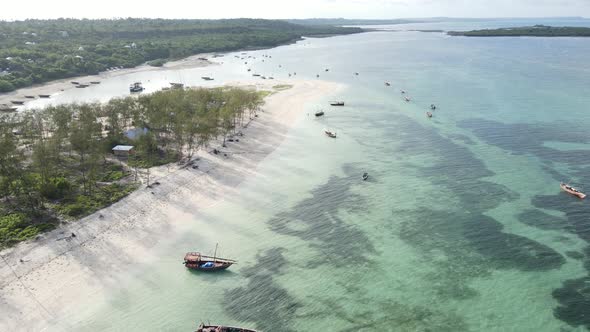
[0,79,343,332]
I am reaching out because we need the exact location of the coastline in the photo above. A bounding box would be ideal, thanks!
[0,54,214,109]
[0,79,344,331]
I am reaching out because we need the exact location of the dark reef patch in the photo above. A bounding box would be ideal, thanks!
[223,248,300,332]
[518,209,570,232]
[267,166,375,267]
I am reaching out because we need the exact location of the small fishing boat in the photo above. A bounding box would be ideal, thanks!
[560,183,586,199]
[316,74,320,78]
[10,100,25,105]
[362,172,369,181]
[385,82,391,86]
[183,244,236,271]
[75,84,90,88]
[261,76,267,79]
[430,104,436,110]
[325,68,329,72]
[38,94,51,98]
[400,90,406,94]
[90,81,101,84]
[170,82,184,89]
[427,112,433,118]
[315,110,325,117]
[324,129,337,138]
[201,76,214,81]
[196,323,257,332]
[252,74,261,77]
[129,82,144,93]
[247,68,251,72]
[354,72,359,75]
[268,77,274,80]
[330,101,345,106]
[404,96,411,102]
[71,81,80,85]
[24,95,35,99]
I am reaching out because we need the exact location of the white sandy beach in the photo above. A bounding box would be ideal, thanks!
[0,79,343,332]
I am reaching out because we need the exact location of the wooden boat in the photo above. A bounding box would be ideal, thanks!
[560,183,586,199]
[201,77,214,81]
[427,112,433,118]
[71,81,80,85]
[362,172,369,181]
[183,244,236,271]
[75,84,90,88]
[24,95,35,99]
[430,104,436,110]
[196,323,257,332]
[90,81,101,84]
[315,111,325,117]
[385,82,391,86]
[330,101,345,106]
[10,100,25,105]
[252,74,261,77]
[129,82,144,93]
[324,129,337,138]
[38,94,51,98]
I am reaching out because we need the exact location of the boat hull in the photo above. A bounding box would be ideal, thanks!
[560,183,586,199]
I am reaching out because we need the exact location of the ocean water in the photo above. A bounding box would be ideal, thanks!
[42,19,590,331]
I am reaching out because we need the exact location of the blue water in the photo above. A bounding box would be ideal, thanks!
[52,19,590,331]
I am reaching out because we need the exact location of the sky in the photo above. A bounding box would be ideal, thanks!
[1,0,589,20]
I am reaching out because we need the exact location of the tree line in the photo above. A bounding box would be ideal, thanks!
[0,86,264,248]
[0,18,362,92]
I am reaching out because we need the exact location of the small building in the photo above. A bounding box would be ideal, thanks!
[112,145,135,157]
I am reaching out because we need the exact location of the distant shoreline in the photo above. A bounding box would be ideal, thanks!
[448,25,590,37]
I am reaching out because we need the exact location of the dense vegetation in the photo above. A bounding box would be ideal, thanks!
[0,87,264,248]
[0,18,362,92]
[448,25,590,37]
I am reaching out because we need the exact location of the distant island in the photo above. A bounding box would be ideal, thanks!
[0,18,362,93]
[448,25,590,37]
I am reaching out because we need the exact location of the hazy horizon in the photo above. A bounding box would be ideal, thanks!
[1,0,589,21]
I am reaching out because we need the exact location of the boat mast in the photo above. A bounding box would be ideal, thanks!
[213,243,218,262]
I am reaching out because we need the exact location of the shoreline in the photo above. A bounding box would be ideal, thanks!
[0,79,343,331]
[0,54,215,109]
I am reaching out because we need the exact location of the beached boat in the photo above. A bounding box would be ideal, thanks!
[10,100,25,105]
[90,81,101,84]
[201,77,214,81]
[385,82,391,86]
[362,172,369,181]
[129,82,144,93]
[315,111,325,117]
[38,94,51,98]
[0,105,17,112]
[560,183,586,199]
[75,84,90,88]
[430,104,436,110]
[196,323,257,332]
[330,101,345,106]
[183,244,236,271]
[427,112,433,118]
[71,81,80,85]
[24,95,35,99]
[170,82,184,89]
[324,129,337,138]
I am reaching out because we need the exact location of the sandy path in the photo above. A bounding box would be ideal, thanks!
[0,79,342,332]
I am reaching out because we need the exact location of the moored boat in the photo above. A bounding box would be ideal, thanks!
[560,183,586,199]
[430,104,436,110]
[24,95,35,99]
[90,81,101,84]
[315,110,325,117]
[38,94,51,98]
[184,244,236,271]
[330,101,345,106]
[75,84,90,88]
[404,96,411,102]
[201,76,214,81]
[427,112,433,118]
[196,323,257,332]
[324,129,337,138]
[10,100,25,105]
[170,82,184,89]
[362,172,369,181]
[71,81,79,85]
[400,90,406,94]
[129,82,144,93]
[385,82,391,86]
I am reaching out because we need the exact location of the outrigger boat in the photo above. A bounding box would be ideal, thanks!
[427,112,433,118]
[184,244,236,271]
[315,110,325,117]
[196,323,257,332]
[129,82,144,93]
[330,101,345,106]
[560,183,586,199]
[324,129,337,138]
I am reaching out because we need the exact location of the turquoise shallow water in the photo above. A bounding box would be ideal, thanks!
[54,19,590,331]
